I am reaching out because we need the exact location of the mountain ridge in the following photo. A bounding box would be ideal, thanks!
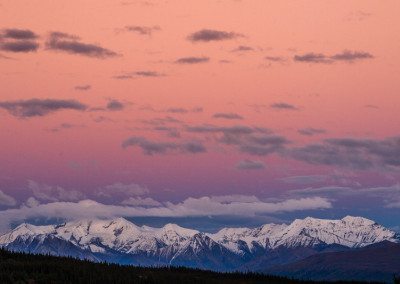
[0,216,398,272]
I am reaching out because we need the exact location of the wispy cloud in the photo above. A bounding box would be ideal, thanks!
[74,85,91,91]
[270,102,298,110]
[113,71,165,80]
[0,190,16,207]
[0,28,39,53]
[290,137,400,170]
[298,128,326,136]
[46,32,118,58]
[236,160,265,170]
[175,56,210,64]
[122,25,161,35]
[0,196,331,232]
[0,99,87,118]
[187,29,243,42]
[122,137,206,155]
[294,50,373,64]
[213,112,243,120]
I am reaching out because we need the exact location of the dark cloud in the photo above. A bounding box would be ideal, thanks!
[298,128,326,136]
[294,53,330,63]
[46,32,118,58]
[236,160,265,170]
[270,102,298,110]
[0,40,39,52]
[166,107,188,114]
[140,116,182,126]
[175,57,210,64]
[48,123,85,132]
[114,71,165,79]
[290,137,400,170]
[280,175,328,185]
[106,100,124,111]
[122,136,206,155]
[239,134,289,156]
[186,124,286,156]
[153,126,181,138]
[294,50,373,64]
[212,112,243,120]
[124,25,161,35]
[265,56,286,62]
[330,50,373,62]
[187,29,243,42]
[232,45,254,52]
[0,99,87,118]
[186,124,254,135]
[74,85,91,91]
[1,28,38,40]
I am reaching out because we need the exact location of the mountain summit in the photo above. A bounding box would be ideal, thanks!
[0,216,398,271]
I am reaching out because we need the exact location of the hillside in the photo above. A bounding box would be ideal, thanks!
[266,241,400,283]
[0,249,381,284]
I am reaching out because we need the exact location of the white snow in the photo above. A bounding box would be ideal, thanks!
[0,216,398,257]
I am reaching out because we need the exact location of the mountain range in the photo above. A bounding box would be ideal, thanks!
[0,216,399,282]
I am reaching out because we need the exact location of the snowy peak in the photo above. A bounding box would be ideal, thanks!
[0,216,398,263]
[341,215,375,226]
[271,216,399,249]
[156,223,199,246]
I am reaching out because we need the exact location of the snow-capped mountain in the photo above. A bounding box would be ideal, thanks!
[0,216,398,271]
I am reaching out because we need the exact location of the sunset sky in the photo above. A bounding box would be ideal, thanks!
[0,0,399,233]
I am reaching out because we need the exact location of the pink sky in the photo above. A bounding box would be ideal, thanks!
[0,0,399,231]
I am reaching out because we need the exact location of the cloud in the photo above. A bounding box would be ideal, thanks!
[186,124,255,135]
[162,107,202,114]
[123,25,161,35]
[0,196,331,233]
[265,56,286,62]
[74,85,91,91]
[106,99,125,111]
[1,28,38,40]
[236,160,265,170]
[48,123,85,132]
[270,102,298,110]
[186,124,288,156]
[288,184,400,208]
[0,190,16,207]
[0,28,39,53]
[232,45,254,52]
[212,112,243,120]
[290,136,400,170]
[153,126,181,138]
[280,175,328,185]
[298,128,326,136]
[113,71,165,80]
[294,50,373,64]
[28,180,84,202]
[0,40,39,52]
[121,197,161,207]
[166,107,188,114]
[140,116,182,126]
[187,29,243,42]
[330,50,373,62]
[45,32,118,58]
[238,134,288,156]
[294,53,330,63]
[25,197,40,208]
[97,182,149,198]
[122,136,206,155]
[175,57,209,64]
[0,99,87,118]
